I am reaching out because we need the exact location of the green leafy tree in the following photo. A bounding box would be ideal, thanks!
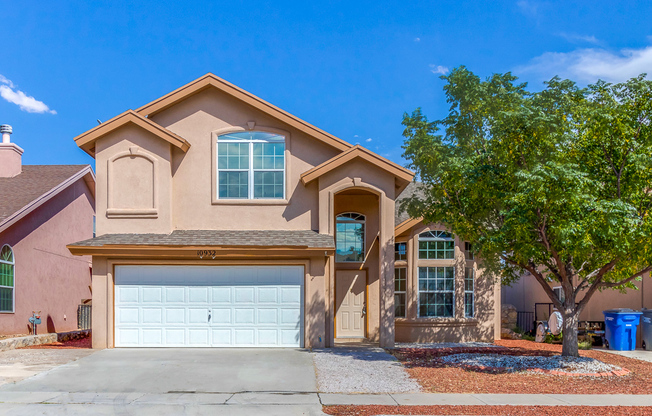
[401,67,652,357]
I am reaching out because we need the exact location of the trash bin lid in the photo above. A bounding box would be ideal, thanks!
[603,308,643,314]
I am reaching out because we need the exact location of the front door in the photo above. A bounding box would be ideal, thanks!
[335,270,366,338]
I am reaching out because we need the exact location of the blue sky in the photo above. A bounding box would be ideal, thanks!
[1,1,651,167]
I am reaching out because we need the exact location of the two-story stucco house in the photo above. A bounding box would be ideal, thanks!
[67,74,501,349]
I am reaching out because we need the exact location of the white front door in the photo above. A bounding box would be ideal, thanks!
[114,265,304,347]
[335,270,366,338]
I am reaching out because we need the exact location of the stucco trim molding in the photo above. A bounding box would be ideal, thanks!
[395,217,424,236]
[395,319,479,328]
[301,145,414,194]
[106,148,159,218]
[73,110,191,157]
[0,166,96,235]
[210,125,292,205]
[135,73,351,152]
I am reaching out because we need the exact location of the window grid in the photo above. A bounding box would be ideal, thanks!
[394,267,407,318]
[395,242,407,261]
[335,213,365,263]
[465,267,474,318]
[418,231,455,259]
[0,245,14,313]
[217,132,285,200]
[418,266,454,317]
[465,242,474,260]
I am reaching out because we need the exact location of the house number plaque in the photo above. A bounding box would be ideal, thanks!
[197,250,217,258]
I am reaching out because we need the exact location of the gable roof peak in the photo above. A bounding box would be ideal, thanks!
[135,73,352,152]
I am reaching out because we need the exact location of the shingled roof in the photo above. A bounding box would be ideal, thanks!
[0,165,90,224]
[70,229,335,249]
[394,181,425,226]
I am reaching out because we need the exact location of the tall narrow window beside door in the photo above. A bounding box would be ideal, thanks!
[394,267,406,317]
[465,267,475,318]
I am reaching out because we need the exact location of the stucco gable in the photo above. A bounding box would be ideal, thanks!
[135,73,352,152]
[73,110,191,157]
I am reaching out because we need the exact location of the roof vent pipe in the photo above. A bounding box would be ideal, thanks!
[0,124,12,144]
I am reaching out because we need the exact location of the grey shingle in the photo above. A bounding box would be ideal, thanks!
[0,165,89,223]
[395,181,425,225]
[70,229,335,249]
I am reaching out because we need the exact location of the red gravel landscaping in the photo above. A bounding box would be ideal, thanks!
[324,405,652,416]
[390,339,652,394]
[21,336,91,349]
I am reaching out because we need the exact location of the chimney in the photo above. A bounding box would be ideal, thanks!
[0,125,23,178]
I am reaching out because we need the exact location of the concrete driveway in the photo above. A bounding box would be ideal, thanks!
[0,348,324,415]
[1,348,317,393]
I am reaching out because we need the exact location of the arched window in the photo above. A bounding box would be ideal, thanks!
[216,131,285,199]
[335,213,365,262]
[0,245,14,313]
[418,230,455,259]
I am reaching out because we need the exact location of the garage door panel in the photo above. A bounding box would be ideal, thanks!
[165,308,185,324]
[142,308,163,324]
[165,287,185,303]
[115,265,304,348]
[234,287,254,303]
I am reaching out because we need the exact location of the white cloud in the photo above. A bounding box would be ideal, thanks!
[429,65,449,75]
[0,75,56,114]
[366,138,372,142]
[414,37,421,42]
[558,33,599,44]
[354,134,359,137]
[517,44,652,83]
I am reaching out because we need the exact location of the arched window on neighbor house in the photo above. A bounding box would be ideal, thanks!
[0,245,14,313]
[335,212,366,262]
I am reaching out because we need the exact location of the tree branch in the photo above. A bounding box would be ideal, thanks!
[599,266,652,289]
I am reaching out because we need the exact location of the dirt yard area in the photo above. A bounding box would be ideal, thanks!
[390,339,652,394]
[324,405,652,416]
[0,335,93,387]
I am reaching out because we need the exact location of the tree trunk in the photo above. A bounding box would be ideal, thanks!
[561,308,579,357]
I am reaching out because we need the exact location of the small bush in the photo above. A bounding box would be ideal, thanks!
[578,340,593,350]
[522,333,536,342]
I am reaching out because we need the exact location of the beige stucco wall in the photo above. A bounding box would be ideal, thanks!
[393,222,497,343]
[503,272,652,321]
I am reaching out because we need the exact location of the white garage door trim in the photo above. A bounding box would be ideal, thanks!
[114,265,304,348]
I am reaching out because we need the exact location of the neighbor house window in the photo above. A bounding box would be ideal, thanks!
[0,245,14,313]
[553,286,565,304]
[395,242,407,261]
[418,266,454,317]
[335,213,365,262]
[418,231,455,259]
[464,242,474,260]
[465,267,474,317]
[217,131,285,199]
[394,267,407,318]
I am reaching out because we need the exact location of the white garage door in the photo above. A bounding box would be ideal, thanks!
[114,265,304,347]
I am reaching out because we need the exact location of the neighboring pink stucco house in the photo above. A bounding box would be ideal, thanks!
[67,74,501,349]
[0,125,95,335]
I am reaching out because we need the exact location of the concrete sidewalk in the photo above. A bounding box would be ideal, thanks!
[0,391,650,408]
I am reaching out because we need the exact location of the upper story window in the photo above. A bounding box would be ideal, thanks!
[418,230,455,259]
[465,242,474,260]
[0,245,14,313]
[395,242,407,261]
[217,131,285,199]
[335,213,365,262]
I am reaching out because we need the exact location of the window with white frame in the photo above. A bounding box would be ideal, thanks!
[0,245,14,313]
[395,242,407,261]
[418,266,454,317]
[464,242,474,260]
[394,267,407,317]
[335,213,365,262]
[553,286,565,304]
[465,267,474,317]
[418,231,455,259]
[217,131,285,199]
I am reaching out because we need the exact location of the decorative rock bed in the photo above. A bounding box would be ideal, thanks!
[439,353,628,377]
[393,346,630,378]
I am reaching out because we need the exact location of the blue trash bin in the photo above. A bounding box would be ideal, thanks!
[603,308,642,351]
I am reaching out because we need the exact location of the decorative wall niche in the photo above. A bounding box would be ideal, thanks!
[106,147,158,218]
